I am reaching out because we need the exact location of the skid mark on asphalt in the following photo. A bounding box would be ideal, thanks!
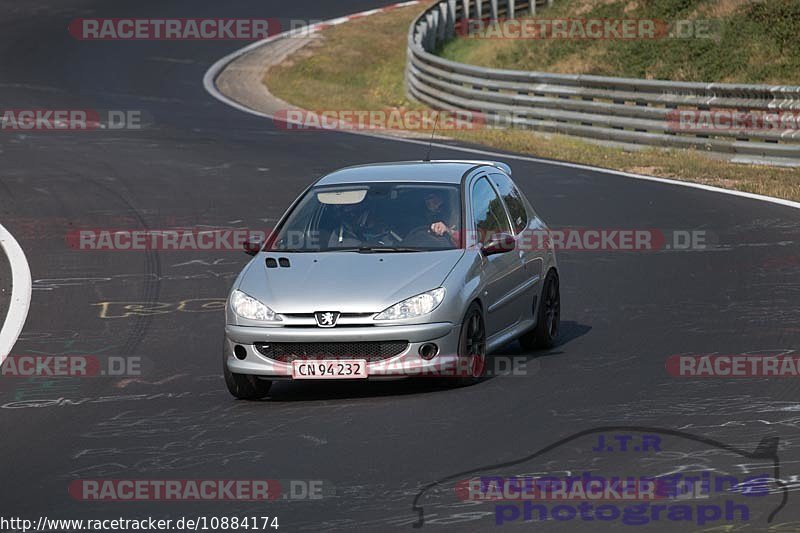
[170,258,238,267]
[61,405,340,477]
[32,270,237,291]
[299,434,328,446]
[147,56,197,64]
[114,373,188,389]
[86,179,162,357]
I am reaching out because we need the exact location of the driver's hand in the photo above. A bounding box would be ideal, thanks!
[430,221,450,236]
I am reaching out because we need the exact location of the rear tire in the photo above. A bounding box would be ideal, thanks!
[520,270,560,350]
[454,302,487,386]
[223,342,272,400]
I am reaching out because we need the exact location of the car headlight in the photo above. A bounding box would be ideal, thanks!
[230,289,281,321]
[374,288,446,321]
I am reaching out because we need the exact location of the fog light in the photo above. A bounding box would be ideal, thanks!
[234,345,247,360]
[418,343,439,360]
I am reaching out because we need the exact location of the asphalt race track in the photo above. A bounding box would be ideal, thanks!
[1,1,800,531]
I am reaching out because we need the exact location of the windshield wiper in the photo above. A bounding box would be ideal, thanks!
[336,246,424,253]
[275,247,432,253]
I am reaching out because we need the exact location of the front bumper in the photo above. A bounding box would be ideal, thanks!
[224,322,462,379]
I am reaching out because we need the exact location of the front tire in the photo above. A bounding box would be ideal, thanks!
[223,342,272,400]
[454,302,487,386]
[520,269,560,350]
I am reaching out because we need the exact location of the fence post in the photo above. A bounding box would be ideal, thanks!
[446,0,456,38]
[415,22,426,47]
[490,0,498,21]
[508,0,515,19]
[429,9,439,49]
[437,2,447,44]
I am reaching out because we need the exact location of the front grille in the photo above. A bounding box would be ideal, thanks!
[254,341,409,363]
[282,324,375,328]
[281,313,375,318]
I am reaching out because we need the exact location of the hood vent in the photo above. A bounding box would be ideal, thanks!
[266,257,291,268]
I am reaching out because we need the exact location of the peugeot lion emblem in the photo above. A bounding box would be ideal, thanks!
[315,311,340,327]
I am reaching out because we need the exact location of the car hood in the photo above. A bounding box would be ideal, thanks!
[237,250,465,314]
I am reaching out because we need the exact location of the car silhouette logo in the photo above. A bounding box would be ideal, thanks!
[315,311,340,327]
[410,425,788,529]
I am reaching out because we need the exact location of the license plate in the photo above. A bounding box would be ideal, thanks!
[291,360,368,379]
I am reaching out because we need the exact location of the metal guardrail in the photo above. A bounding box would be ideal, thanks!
[406,0,800,164]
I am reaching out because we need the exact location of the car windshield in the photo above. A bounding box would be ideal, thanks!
[270,182,461,252]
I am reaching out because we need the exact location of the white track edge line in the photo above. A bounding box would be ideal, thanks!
[0,223,32,365]
[202,1,800,212]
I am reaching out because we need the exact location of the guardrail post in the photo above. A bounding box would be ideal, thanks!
[437,3,447,45]
[424,13,436,50]
[415,21,426,48]
[459,0,471,38]
[446,0,456,39]
[429,9,439,49]
[490,0,498,21]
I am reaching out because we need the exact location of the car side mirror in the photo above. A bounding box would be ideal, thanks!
[243,236,264,256]
[481,232,516,256]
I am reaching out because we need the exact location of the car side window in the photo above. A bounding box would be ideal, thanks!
[489,173,528,234]
[471,177,512,245]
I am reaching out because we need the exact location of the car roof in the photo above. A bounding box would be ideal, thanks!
[315,160,511,186]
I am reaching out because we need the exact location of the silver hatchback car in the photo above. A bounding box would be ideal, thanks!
[223,160,559,399]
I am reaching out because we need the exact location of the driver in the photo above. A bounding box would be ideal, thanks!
[424,191,460,245]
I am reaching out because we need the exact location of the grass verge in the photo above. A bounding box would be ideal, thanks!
[264,2,800,202]
[439,0,800,84]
